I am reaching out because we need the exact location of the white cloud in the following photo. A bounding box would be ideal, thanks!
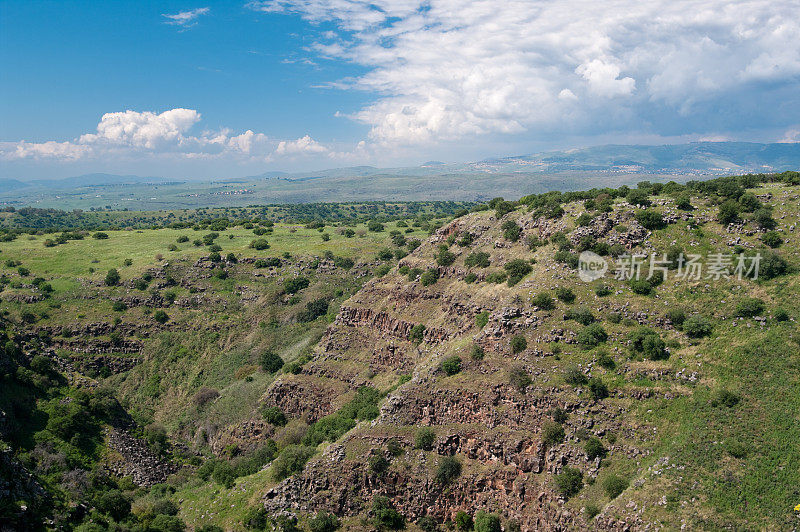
[0,108,328,162]
[249,0,800,147]
[162,7,210,28]
[274,135,328,156]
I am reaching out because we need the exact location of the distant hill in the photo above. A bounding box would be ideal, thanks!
[3,142,799,209]
[475,142,800,173]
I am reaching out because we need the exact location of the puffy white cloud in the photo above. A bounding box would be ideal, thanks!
[162,7,210,28]
[274,135,329,156]
[0,108,327,162]
[250,0,800,146]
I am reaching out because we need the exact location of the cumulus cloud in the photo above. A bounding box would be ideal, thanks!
[249,0,800,146]
[162,7,210,28]
[0,108,327,162]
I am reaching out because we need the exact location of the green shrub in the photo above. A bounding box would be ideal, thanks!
[501,220,522,241]
[774,308,790,322]
[542,421,565,447]
[509,364,531,392]
[761,231,783,248]
[309,511,340,532]
[567,307,595,325]
[626,189,651,207]
[470,343,485,360]
[95,489,130,521]
[436,245,456,266]
[455,511,473,531]
[564,366,588,386]
[577,324,608,347]
[603,474,628,499]
[475,311,489,328]
[555,467,584,499]
[718,200,741,225]
[629,278,652,295]
[473,511,501,532]
[150,515,186,532]
[435,455,462,485]
[504,259,532,286]
[369,454,389,476]
[585,437,607,460]
[104,268,120,286]
[153,310,169,324]
[550,406,568,423]
[485,271,507,283]
[372,496,404,530]
[532,292,555,310]
[726,439,749,459]
[417,516,438,532]
[420,269,439,286]
[298,298,330,322]
[271,445,315,480]
[588,378,609,400]
[555,287,575,303]
[683,316,712,338]
[554,250,579,269]
[262,406,287,426]
[594,285,611,297]
[759,250,788,279]
[510,335,527,353]
[464,272,477,284]
[260,351,284,373]
[211,461,236,488]
[242,506,269,530]
[666,308,686,327]
[597,352,616,370]
[441,356,462,376]
[635,210,665,230]
[627,327,667,359]
[284,276,310,294]
[250,238,270,250]
[415,427,435,450]
[735,297,765,317]
[753,207,776,229]
[408,324,426,344]
[465,251,490,268]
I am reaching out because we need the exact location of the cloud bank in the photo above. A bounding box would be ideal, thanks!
[1,109,329,163]
[249,0,800,146]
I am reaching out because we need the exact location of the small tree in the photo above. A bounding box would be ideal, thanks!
[415,427,436,451]
[510,335,527,354]
[541,421,565,447]
[603,474,628,499]
[440,356,462,376]
[585,437,607,460]
[555,467,583,499]
[532,292,555,310]
[104,268,120,286]
[455,511,473,531]
[262,406,287,427]
[474,511,501,532]
[153,310,169,324]
[260,351,284,373]
[509,364,531,393]
[435,455,462,485]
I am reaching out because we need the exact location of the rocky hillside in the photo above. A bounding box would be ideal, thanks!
[238,176,800,530]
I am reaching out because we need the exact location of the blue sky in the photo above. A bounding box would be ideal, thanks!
[2,0,800,179]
